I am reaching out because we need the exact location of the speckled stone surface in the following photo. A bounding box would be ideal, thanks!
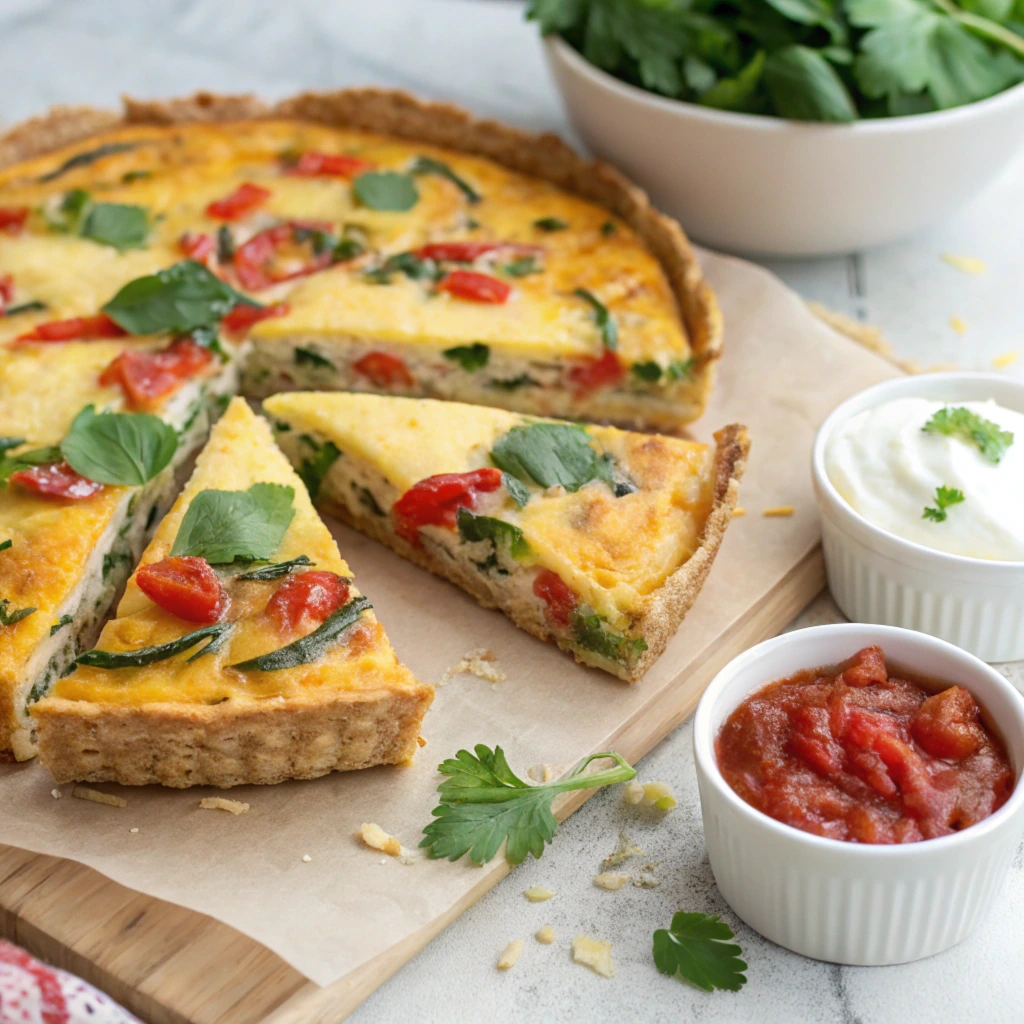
[0,2,1021,1021]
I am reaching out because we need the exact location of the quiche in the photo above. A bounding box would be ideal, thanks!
[32,398,433,788]
[264,392,748,681]
[0,338,237,761]
[0,89,721,432]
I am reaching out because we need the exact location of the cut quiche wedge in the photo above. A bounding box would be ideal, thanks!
[264,392,748,681]
[0,339,238,761]
[0,89,721,432]
[31,398,433,787]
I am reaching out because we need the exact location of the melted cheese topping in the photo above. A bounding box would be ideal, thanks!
[263,392,715,623]
[45,398,419,707]
[0,120,688,363]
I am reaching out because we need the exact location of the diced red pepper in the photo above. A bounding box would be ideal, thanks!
[392,468,503,545]
[14,314,127,344]
[0,207,28,235]
[0,274,12,314]
[567,349,624,392]
[221,301,290,336]
[179,231,215,262]
[265,571,350,633]
[233,221,335,290]
[285,151,374,178]
[99,338,213,408]
[136,556,226,624]
[436,270,511,304]
[9,462,103,500]
[415,241,502,262]
[352,351,414,390]
[206,182,271,221]
[533,568,577,627]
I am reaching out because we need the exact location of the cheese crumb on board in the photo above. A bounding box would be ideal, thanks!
[129,828,139,834]
[572,936,614,978]
[50,789,61,799]
[199,796,250,815]
[535,926,556,944]
[763,506,795,518]
[523,886,554,902]
[731,507,746,517]
[993,350,1020,369]
[439,648,506,685]
[302,854,312,863]
[528,763,562,783]
[593,872,630,891]
[497,939,524,970]
[642,781,677,811]
[941,253,987,275]
[949,316,969,336]
[622,780,645,805]
[72,786,126,808]
[359,822,402,856]
[603,832,643,867]
[416,735,427,747]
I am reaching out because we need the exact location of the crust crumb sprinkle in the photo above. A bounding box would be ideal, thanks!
[497,939,524,970]
[199,796,250,815]
[359,822,402,857]
[50,789,61,799]
[572,935,614,978]
[72,786,126,808]
[440,648,506,685]
[762,506,795,518]
[535,926,556,944]
[523,886,555,902]
[941,253,987,275]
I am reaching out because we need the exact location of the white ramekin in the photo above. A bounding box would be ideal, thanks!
[812,372,1024,663]
[694,623,1024,965]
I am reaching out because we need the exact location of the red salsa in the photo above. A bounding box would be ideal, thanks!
[715,646,1013,844]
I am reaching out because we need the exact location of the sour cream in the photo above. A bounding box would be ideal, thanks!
[826,397,1024,561]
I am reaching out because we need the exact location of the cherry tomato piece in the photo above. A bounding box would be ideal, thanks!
[286,151,374,178]
[99,338,213,408]
[0,207,28,235]
[206,182,271,221]
[415,241,502,262]
[0,274,12,313]
[232,222,334,290]
[15,314,127,344]
[9,462,103,500]
[221,302,290,336]
[179,231,215,262]
[136,556,226,624]
[352,351,415,389]
[392,468,503,545]
[533,569,577,627]
[265,571,350,633]
[567,349,624,392]
[436,270,511,304]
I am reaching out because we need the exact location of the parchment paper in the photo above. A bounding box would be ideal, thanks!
[0,249,896,987]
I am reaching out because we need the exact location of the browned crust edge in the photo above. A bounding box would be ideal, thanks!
[0,89,723,414]
[32,683,434,788]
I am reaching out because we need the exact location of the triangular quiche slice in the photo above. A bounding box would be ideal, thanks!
[264,392,748,681]
[32,398,432,787]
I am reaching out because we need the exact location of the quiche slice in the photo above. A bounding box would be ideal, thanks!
[264,392,748,681]
[0,338,237,761]
[32,398,432,788]
[0,89,721,431]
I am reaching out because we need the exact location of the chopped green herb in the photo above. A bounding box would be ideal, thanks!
[61,405,178,486]
[353,171,419,211]
[232,595,372,671]
[365,251,440,285]
[272,419,292,433]
[534,217,569,232]
[76,622,233,669]
[188,325,229,361]
[236,555,315,581]
[44,189,90,232]
[653,912,747,993]
[420,744,636,865]
[354,484,385,517]
[0,445,62,485]
[601,221,616,236]
[50,614,74,636]
[410,156,481,203]
[170,483,295,564]
[102,549,132,581]
[488,374,538,392]
[443,343,490,371]
[502,472,531,508]
[0,539,11,552]
[298,437,341,500]
[491,422,618,493]
[121,169,152,184]
[0,438,25,455]
[38,142,141,183]
[666,358,695,380]
[632,361,663,383]
[0,600,35,626]
[571,609,647,665]
[632,357,695,383]
[1,301,47,318]
[457,509,530,560]
[216,225,235,262]
[294,346,335,370]
[574,288,618,350]
[79,202,150,251]
[923,485,965,523]
[922,406,1014,464]
[503,255,542,277]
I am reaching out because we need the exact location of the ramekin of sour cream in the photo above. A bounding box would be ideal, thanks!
[812,373,1024,662]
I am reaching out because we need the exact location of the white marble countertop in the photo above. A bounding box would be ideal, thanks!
[1,2,1021,1022]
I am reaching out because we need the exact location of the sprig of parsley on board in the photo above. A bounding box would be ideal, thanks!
[923,484,965,522]
[922,405,1014,463]
[420,745,636,865]
[526,0,1024,121]
[653,912,748,992]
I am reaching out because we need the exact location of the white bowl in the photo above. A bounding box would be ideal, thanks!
[544,35,1024,257]
[694,623,1024,965]
[812,372,1024,662]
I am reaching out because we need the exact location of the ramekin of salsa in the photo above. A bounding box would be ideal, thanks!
[693,623,1024,966]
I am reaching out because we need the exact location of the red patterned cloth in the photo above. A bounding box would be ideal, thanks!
[0,941,140,1024]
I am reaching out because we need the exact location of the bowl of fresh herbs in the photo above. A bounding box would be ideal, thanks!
[531,0,1024,256]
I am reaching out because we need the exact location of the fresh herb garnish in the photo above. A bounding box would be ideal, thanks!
[923,485,965,523]
[76,622,233,669]
[653,912,748,993]
[410,156,481,203]
[572,609,648,665]
[534,217,568,232]
[60,405,178,486]
[79,202,150,251]
[1,301,47,318]
[170,484,295,564]
[122,169,152,184]
[294,346,335,370]
[601,221,616,236]
[488,374,538,392]
[420,745,636,865]
[102,260,258,335]
[236,555,315,581]
[353,171,419,212]
[502,472,531,508]
[0,600,35,626]
[457,509,530,560]
[37,142,141,183]
[355,484,385,517]
[0,446,62,485]
[216,225,235,262]
[443,343,490,371]
[503,255,542,277]
[50,614,74,636]
[297,437,341,500]
[0,438,25,455]
[364,251,441,285]
[632,361,663,383]
[491,422,618,493]
[922,406,1014,464]
[574,287,618,350]
[0,539,11,552]
[232,595,372,671]
[632,358,694,383]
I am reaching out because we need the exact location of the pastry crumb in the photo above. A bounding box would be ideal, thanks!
[50,789,61,799]
[199,796,249,815]
[440,647,506,685]
[302,854,312,863]
[731,507,746,517]
[528,763,561,783]
[72,786,125,808]
[523,886,554,902]
[763,506,795,518]
[993,350,1020,369]
[641,781,677,811]
[416,735,427,747]
[572,935,614,978]
[593,872,630,891]
[359,822,402,856]
[941,253,987,275]
[949,316,968,336]
[622,780,645,805]
[603,832,643,867]
[497,939,524,970]
[535,926,556,944]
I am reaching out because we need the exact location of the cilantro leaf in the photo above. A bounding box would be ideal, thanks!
[922,405,1014,463]
[653,912,748,992]
[502,472,532,508]
[170,483,295,564]
[491,422,615,493]
[457,508,531,560]
[353,171,419,211]
[443,343,490,371]
[60,405,178,486]
[922,484,965,522]
[420,745,636,865]
[0,599,35,627]
[574,287,618,349]
[409,156,481,203]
